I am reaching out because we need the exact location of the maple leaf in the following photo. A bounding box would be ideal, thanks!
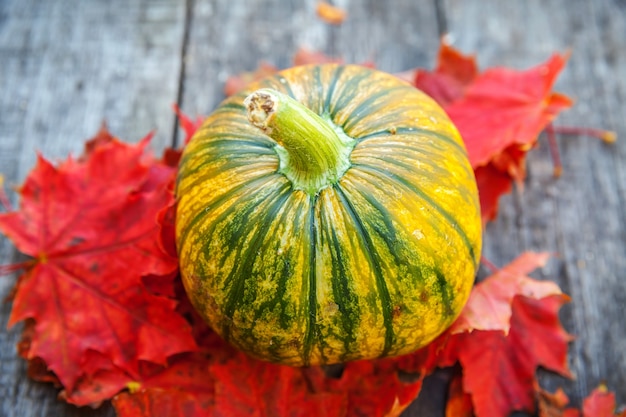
[473,164,513,223]
[450,252,562,334]
[112,353,216,417]
[61,350,133,407]
[414,41,478,107]
[110,336,426,417]
[441,294,573,417]
[538,385,626,417]
[211,352,346,417]
[0,131,197,393]
[326,359,424,417]
[445,52,573,169]
[581,385,626,417]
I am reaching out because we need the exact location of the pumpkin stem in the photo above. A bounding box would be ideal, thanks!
[244,88,355,195]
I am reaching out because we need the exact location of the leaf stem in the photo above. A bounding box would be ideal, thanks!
[545,124,563,178]
[551,125,617,143]
[0,174,13,212]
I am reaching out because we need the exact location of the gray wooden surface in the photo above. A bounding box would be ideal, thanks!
[1,0,624,416]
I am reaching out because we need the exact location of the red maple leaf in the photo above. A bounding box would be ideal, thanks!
[440,294,573,417]
[110,350,426,417]
[445,52,573,169]
[450,252,562,334]
[210,353,346,417]
[538,384,626,417]
[412,42,573,223]
[581,385,626,417]
[112,353,216,417]
[0,130,197,393]
[414,41,478,107]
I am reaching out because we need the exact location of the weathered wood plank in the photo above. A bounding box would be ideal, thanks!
[0,0,186,416]
[444,0,626,408]
[178,0,443,115]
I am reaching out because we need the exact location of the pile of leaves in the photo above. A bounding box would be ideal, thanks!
[0,41,623,417]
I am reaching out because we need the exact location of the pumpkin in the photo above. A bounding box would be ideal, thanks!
[175,64,482,366]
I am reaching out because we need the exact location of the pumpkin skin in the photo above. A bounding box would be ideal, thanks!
[176,64,482,366]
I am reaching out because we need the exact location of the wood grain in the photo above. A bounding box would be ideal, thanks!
[1,0,624,415]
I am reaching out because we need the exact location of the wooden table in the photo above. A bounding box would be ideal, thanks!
[1,1,625,415]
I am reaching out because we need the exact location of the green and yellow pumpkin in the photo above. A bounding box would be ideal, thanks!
[175,64,482,366]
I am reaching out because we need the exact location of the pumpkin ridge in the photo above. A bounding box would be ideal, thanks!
[354,146,456,179]
[312,65,324,114]
[356,127,468,156]
[251,192,304,325]
[342,85,413,133]
[342,182,404,266]
[221,184,293,338]
[179,146,275,183]
[177,173,282,249]
[196,132,274,146]
[348,163,478,266]
[319,192,361,362]
[271,73,297,99]
[303,194,318,365]
[324,65,346,115]
[187,177,286,279]
[434,269,456,320]
[329,69,372,120]
[337,175,435,315]
[333,184,395,356]
[217,101,247,112]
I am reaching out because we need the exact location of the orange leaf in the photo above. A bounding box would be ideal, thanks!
[316,1,347,25]
[538,387,572,417]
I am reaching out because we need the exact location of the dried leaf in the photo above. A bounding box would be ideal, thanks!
[316,1,347,25]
